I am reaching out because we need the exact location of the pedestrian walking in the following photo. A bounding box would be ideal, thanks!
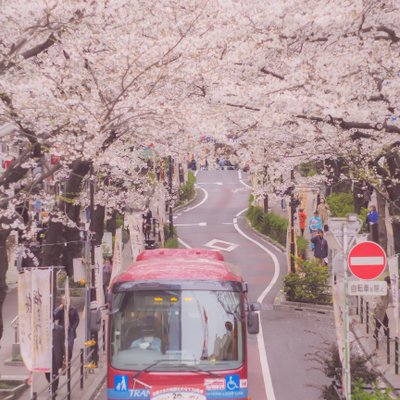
[317,198,330,232]
[54,295,80,362]
[298,208,307,237]
[309,211,322,250]
[45,323,65,394]
[310,229,328,265]
[366,205,379,243]
[373,276,392,339]
[280,190,286,211]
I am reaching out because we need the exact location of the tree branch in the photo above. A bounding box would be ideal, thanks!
[260,67,285,80]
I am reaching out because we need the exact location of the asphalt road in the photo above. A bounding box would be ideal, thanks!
[95,169,335,400]
[174,170,335,400]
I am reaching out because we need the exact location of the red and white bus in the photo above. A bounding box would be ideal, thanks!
[107,248,260,400]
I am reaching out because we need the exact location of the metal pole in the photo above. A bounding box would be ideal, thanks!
[366,302,369,334]
[387,327,390,364]
[290,195,296,273]
[343,225,351,400]
[360,297,364,324]
[80,349,84,389]
[168,156,174,239]
[395,337,399,375]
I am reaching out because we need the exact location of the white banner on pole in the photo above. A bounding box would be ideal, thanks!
[31,268,52,372]
[95,246,105,307]
[127,212,145,262]
[388,255,399,338]
[73,258,85,283]
[109,228,122,287]
[18,270,33,371]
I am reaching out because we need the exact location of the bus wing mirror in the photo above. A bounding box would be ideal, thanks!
[250,302,260,312]
[247,311,259,335]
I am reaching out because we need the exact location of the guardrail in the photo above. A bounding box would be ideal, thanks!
[31,347,96,400]
[355,296,399,375]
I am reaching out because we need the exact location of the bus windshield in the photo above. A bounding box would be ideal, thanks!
[110,289,243,371]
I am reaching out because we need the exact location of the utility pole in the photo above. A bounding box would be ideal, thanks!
[168,155,174,239]
[289,192,300,273]
[327,215,362,400]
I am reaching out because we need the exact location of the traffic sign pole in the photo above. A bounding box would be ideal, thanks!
[343,225,351,400]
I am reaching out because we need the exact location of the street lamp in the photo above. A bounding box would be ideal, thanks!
[325,214,362,400]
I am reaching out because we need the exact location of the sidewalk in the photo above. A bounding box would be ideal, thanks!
[290,180,400,396]
[0,284,107,399]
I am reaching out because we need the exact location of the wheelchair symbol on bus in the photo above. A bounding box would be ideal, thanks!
[226,375,240,391]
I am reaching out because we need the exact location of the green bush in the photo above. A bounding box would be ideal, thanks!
[179,170,196,203]
[297,236,308,259]
[320,344,381,400]
[326,192,355,217]
[352,381,392,400]
[298,161,319,177]
[246,201,288,246]
[164,237,179,248]
[283,258,331,304]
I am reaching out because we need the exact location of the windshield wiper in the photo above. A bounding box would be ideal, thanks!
[131,359,222,379]
[175,363,223,378]
[132,359,167,380]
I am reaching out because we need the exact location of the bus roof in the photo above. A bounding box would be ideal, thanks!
[136,248,224,262]
[113,250,241,285]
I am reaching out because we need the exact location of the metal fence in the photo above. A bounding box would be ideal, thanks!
[355,296,399,375]
[31,347,96,400]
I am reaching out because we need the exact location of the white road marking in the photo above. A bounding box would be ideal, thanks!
[184,187,208,213]
[175,222,207,227]
[222,222,234,225]
[238,170,251,189]
[349,256,384,265]
[197,182,223,185]
[178,238,192,248]
[194,170,199,177]
[204,238,238,252]
[234,208,279,400]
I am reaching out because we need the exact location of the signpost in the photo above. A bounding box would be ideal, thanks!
[348,241,386,280]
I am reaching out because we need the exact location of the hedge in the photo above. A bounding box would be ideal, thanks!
[179,170,196,203]
[283,258,331,304]
[246,199,288,247]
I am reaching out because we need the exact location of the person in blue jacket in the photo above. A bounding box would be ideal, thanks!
[309,211,322,250]
[366,205,379,243]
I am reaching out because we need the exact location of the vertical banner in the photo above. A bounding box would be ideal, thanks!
[94,246,105,351]
[73,258,85,283]
[109,228,122,287]
[388,256,399,338]
[18,270,33,371]
[31,268,52,372]
[127,212,145,262]
[95,246,105,306]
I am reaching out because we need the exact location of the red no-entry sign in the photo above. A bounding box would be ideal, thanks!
[347,241,387,280]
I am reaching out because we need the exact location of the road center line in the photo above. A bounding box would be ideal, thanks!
[234,208,279,400]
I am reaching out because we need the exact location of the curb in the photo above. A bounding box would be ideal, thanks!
[243,217,286,253]
[273,290,333,315]
[173,189,199,213]
[87,367,107,400]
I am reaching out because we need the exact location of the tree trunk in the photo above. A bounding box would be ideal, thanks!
[0,231,9,341]
[106,211,117,236]
[91,205,105,246]
[376,191,388,251]
[42,160,90,275]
